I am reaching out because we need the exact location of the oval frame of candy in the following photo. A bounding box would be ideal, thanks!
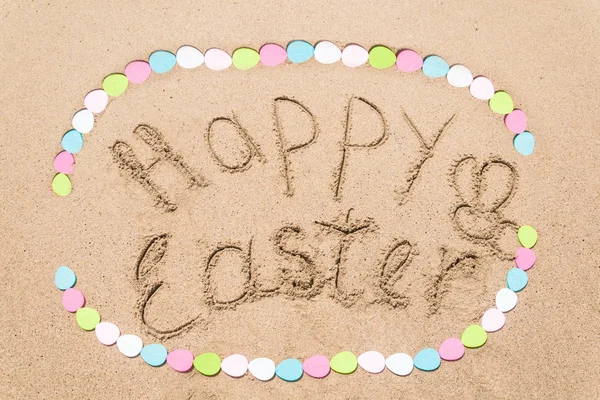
[52,41,539,381]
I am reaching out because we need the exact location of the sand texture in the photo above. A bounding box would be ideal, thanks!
[1,1,599,399]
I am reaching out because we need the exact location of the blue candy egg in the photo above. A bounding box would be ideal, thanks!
[61,129,83,154]
[507,268,528,292]
[286,40,314,64]
[149,50,177,74]
[513,131,535,156]
[413,348,441,372]
[140,344,168,367]
[54,266,76,290]
[275,358,303,382]
[422,55,449,78]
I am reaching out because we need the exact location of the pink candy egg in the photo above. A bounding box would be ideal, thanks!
[303,355,330,378]
[62,288,85,312]
[166,349,194,372]
[125,61,151,84]
[515,247,536,270]
[396,49,423,73]
[260,43,287,66]
[438,337,465,361]
[504,109,527,133]
[54,151,75,174]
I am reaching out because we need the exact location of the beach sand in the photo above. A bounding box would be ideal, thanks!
[1,1,599,398]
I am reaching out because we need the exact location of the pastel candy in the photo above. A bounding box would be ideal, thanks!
[54,151,75,174]
[221,354,248,378]
[385,353,413,376]
[140,344,168,366]
[176,45,204,69]
[438,338,465,361]
[514,131,535,156]
[413,348,441,371]
[232,47,260,70]
[287,40,314,64]
[149,50,176,74]
[76,307,100,331]
[275,358,303,382]
[515,247,536,270]
[341,44,368,67]
[55,265,76,290]
[72,109,94,134]
[125,61,151,84]
[248,357,276,381]
[481,308,506,332]
[314,41,341,64]
[61,129,83,154]
[193,352,221,376]
[259,43,287,66]
[357,351,385,374]
[518,225,538,248]
[504,109,527,133]
[167,349,194,372]
[330,351,357,374]
[302,355,330,378]
[95,322,120,346]
[84,89,108,114]
[117,334,143,357]
[447,64,473,88]
[489,91,514,114]
[368,45,396,69]
[205,48,232,71]
[422,55,449,78]
[52,173,72,196]
[507,268,528,292]
[461,325,487,348]
[496,287,518,312]
[470,76,495,100]
[396,49,423,72]
[102,73,128,96]
[62,288,85,312]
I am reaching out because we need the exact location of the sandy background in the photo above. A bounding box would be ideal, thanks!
[1,1,599,399]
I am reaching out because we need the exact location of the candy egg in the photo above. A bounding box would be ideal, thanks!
[248,357,276,381]
[140,344,168,366]
[302,355,330,378]
[167,349,194,372]
[330,351,358,374]
[314,41,341,64]
[396,49,423,72]
[385,353,413,376]
[286,40,314,64]
[413,348,441,371]
[357,351,385,373]
[176,46,204,69]
[422,55,449,78]
[438,338,465,361]
[221,354,248,377]
[341,44,368,67]
[275,358,303,382]
[205,48,232,71]
[149,50,176,74]
[193,352,221,376]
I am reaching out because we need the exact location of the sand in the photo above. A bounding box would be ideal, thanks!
[1,1,599,398]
